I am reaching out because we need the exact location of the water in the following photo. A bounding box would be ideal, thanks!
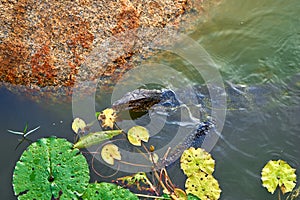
[1,0,300,199]
[187,0,300,199]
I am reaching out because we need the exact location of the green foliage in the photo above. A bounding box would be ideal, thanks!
[13,137,90,200]
[73,130,122,149]
[180,147,221,200]
[187,194,201,200]
[261,160,297,194]
[82,182,138,200]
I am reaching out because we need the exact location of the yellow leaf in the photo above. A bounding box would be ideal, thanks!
[185,172,221,200]
[261,160,297,194]
[101,144,121,165]
[171,188,187,200]
[127,126,149,146]
[71,118,87,134]
[180,147,215,177]
[98,108,116,129]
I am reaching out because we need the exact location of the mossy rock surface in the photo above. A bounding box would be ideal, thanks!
[13,137,90,200]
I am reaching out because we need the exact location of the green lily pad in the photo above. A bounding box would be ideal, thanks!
[187,194,201,200]
[261,160,297,194]
[82,182,138,200]
[127,126,149,146]
[185,172,221,200]
[180,147,215,177]
[13,137,90,200]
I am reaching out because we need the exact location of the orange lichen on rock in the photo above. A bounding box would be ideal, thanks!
[0,41,30,85]
[31,41,57,87]
[111,0,140,34]
[0,0,218,103]
[67,19,94,86]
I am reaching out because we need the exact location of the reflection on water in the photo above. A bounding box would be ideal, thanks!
[0,0,300,199]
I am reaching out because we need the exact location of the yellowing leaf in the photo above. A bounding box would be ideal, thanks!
[98,108,117,129]
[149,153,159,164]
[185,172,221,200]
[171,188,187,200]
[180,147,215,177]
[116,172,155,192]
[261,160,297,194]
[127,126,149,146]
[72,118,87,134]
[101,144,121,165]
[73,130,123,149]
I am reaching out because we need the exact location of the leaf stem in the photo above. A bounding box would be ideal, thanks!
[135,193,171,199]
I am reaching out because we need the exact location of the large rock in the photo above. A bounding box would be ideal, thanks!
[0,0,220,103]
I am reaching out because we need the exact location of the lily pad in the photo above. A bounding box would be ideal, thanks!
[185,172,221,200]
[82,182,138,200]
[261,160,297,194]
[101,144,121,165]
[98,108,117,129]
[72,118,87,134]
[180,147,215,177]
[127,126,149,146]
[187,194,201,200]
[13,137,90,200]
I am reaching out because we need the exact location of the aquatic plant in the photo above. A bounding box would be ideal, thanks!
[101,144,121,165]
[13,137,89,199]
[7,123,40,149]
[97,108,117,129]
[82,182,138,200]
[180,147,221,200]
[114,172,156,193]
[127,125,150,146]
[73,130,122,149]
[261,160,297,199]
[71,118,87,134]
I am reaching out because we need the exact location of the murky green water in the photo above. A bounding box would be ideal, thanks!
[1,0,299,199]
[187,0,300,199]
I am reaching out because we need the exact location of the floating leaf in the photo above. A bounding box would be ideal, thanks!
[101,144,121,165]
[74,130,122,149]
[98,108,117,129]
[185,172,221,200]
[72,118,87,134]
[180,147,215,177]
[127,126,149,146]
[261,160,297,194]
[13,137,89,200]
[82,182,138,200]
